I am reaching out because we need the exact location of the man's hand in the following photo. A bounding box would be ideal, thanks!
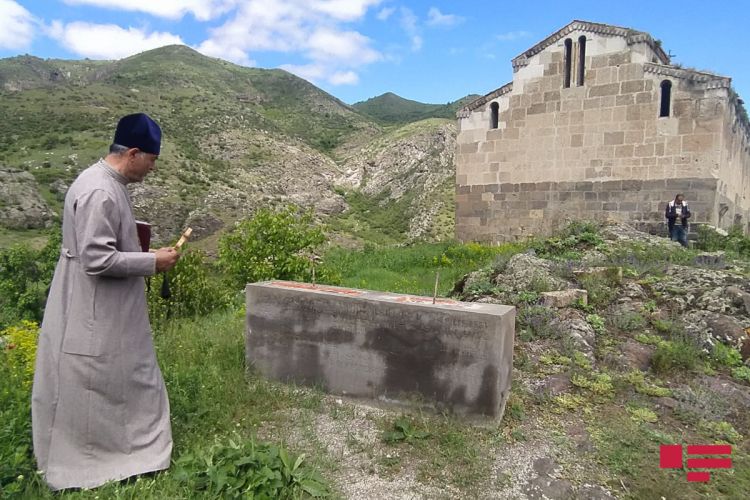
[154,247,180,272]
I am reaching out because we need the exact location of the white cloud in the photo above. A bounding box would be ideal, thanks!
[307,29,381,65]
[399,7,422,52]
[195,0,383,85]
[309,0,382,21]
[329,70,358,85]
[62,0,236,21]
[426,7,463,27]
[281,63,327,82]
[0,0,35,50]
[411,35,423,52]
[376,6,395,21]
[48,1,385,87]
[48,21,184,59]
[281,63,358,86]
[198,38,255,66]
[496,30,532,41]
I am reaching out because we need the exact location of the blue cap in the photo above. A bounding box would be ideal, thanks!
[113,113,161,155]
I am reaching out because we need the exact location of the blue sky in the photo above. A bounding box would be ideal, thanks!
[1,0,747,105]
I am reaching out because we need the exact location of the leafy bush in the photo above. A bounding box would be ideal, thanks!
[651,339,702,374]
[532,220,603,260]
[174,436,329,498]
[0,324,37,494]
[695,224,750,257]
[0,231,60,329]
[710,343,743,368]
[732,366,750,383]
[586,314,606,335]
[383,416,430,444]
[578,274,618,308]
[148,249,233,328]
[1,320,39,387]
[219,206,332,287]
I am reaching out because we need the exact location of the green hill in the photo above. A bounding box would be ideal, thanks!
[0,46,463,247]
[352,92,479,125]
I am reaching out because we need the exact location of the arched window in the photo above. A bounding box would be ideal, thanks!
[563,38,572,88]
[577,36,586,86]
[490,102,499,129]
[660,80,672,117]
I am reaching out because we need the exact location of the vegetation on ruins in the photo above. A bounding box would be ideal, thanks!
[2,218,750,498]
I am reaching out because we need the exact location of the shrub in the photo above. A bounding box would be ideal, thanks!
[610,311,647,332]
[0,324,37,494]
[0,231,60,329]
[532,221,603,260]
[578,274,618,308]
[148,249,232,327]
[651,339,702,374]
[174,436,329,498]
[586,314,606,335]
[710,343,743,368]
[732,366,750,383]
[1,320,39,387]
[219,206,332,287]
[517,306,559,340]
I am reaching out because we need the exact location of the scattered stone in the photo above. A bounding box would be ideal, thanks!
[532,457,558,476]
[705,314,748,352]
[726,285,750,316]
[540,289,587,308]
[536,374,572,396]
[0,168,56,229]
[552,311,596,360]
[693,251,727,269]
[577,485,617,500]
[573,266,623,284]
[523,475,575,500]
[619,339,654,371]
[494,253,572,293]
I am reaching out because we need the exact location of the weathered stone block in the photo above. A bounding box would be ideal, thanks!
[540,289,588,308]
[603,131,625,145]
[528,103,547,115]
[246,281,516,418]
[588,83,620,97]
[620,80,645,94]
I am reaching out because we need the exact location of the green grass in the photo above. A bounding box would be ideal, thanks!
[1,309,336,498]
[323,240,519,297]
[0,227,50,250]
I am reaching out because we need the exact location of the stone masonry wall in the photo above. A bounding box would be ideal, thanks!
[456,26,750,242]
[457,177,715,242]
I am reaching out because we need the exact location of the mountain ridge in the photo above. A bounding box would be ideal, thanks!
[0,46,461,248]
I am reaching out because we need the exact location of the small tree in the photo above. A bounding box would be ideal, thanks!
[218,205,328,287]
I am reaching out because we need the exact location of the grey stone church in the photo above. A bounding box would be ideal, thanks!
[455,20,750,242]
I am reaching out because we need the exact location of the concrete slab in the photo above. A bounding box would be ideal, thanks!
[246,281,516,419]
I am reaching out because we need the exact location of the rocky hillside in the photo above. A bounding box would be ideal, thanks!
[0,47,458,247]
[441,222,750,498]
[336,118,456,242]
[0,169,56,229]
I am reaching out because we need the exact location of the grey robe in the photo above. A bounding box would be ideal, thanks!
[31,160,172,491]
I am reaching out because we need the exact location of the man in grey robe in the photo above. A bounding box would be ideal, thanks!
[31,113,180,490]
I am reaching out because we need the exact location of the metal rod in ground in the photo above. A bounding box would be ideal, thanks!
[433,271,440,304]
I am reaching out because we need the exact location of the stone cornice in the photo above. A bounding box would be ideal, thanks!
[643,63,731,89]
[511,20,670,71]
[458,82,513,117]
